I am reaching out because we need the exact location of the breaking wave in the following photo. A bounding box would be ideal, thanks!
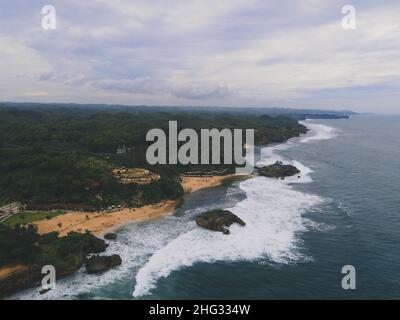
[14,121,338,300]
[132,121,337,297]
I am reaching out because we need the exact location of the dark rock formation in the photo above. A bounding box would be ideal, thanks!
[196,209,245,235]
[258,161,300,178]
[82,233,109,254]
[85,255,122,274]
[104,233,117,240]
[0,232,108,298]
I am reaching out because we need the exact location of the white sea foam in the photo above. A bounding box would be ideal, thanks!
[132,121,338,297]
[299,121,338,143]
[14,121,338,300]
[133,177,324,297]
[13,219,178,300]
[14,205,222,300]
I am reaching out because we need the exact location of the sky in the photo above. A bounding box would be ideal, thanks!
[0,0,399,113]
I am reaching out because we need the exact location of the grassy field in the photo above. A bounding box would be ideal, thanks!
[2,211,65,228]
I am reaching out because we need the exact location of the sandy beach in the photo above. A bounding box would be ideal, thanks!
[180,174,238,193]
[33,200,178,237]
[0,265,26,280]
[32,175,240,237]
[0,175,241,282]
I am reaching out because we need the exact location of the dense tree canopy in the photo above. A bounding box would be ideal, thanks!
[0,106,306,206]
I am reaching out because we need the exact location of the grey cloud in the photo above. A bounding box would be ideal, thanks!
[3,0,400,112]
[172,84,234,100]
[39,72,234,100]
[38,73,88,87]
[90,77,166,95]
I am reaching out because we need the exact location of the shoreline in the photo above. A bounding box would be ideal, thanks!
[0,265,27,281]
[1,123,324,297]
[0,173,247,294]
[180,173,239,193]
[32,174,243,237]
[33,200,178,237]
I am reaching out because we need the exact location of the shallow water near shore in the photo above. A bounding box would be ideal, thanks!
[15,115,400,299]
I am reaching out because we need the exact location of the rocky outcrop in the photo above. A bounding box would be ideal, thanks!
[258,161,300,178]
[196,209,245,235]
[85,255,122,274]
[0,232,108,298]
[104,233,117,240]
[0,265,42,298]
[82,233,109,253]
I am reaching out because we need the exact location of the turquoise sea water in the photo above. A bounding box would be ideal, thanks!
[15,115,400,300]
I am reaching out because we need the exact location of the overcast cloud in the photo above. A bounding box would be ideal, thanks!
[0,0,399,113]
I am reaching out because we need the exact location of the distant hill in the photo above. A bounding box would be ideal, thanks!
[0,102,356,119]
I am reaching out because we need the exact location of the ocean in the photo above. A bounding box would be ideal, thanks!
[14,115,400,300]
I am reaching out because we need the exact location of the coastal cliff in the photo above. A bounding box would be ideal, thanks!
[0,226,111,297]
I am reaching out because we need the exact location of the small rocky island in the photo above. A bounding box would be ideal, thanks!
[196,209,246,235]
[85,255,122,274]
[258,161,300,178]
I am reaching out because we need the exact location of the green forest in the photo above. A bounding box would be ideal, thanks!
[0,106,307,207]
